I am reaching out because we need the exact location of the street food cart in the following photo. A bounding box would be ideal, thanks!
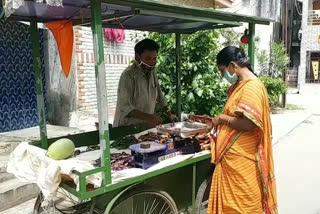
[2,0,271,213]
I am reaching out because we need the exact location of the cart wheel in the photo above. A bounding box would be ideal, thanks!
[195,176,212,214]
[33,188,92,214]
[109,187,179,214]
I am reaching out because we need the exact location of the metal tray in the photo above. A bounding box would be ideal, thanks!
[156,122,208,137]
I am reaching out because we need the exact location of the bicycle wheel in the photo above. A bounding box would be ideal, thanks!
[33,188,91,214]
[109,187,178,214]
[195,176,212,214]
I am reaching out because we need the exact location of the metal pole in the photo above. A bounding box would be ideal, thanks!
[30,20,48,149]
[248,23,255,70]
[91,0,112,185]
[282,0,288,108]
[175,33,181,121]
[191,163,196,214]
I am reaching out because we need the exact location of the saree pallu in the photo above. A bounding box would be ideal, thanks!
[207,79,277,214]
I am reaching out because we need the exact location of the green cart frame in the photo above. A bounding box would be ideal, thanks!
[2,0,271,213]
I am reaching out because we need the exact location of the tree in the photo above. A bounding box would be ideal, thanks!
[256,42,289,107]
[269,42,290,78]
[150,30,229,117]
[257,42,289,78]
[257,49,269,76]
[218,28,247,54]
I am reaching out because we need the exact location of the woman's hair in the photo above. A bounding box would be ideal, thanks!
[216,46,253,72]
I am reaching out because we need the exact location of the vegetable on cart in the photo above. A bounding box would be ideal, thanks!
[47,138,75,160]
[94,152,136,171]
[110,135,138,150]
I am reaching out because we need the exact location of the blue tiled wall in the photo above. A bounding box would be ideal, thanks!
[0,19,46,132]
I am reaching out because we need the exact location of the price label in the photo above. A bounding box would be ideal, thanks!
[158,152,181,162]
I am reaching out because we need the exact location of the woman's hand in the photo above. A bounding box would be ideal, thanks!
[204,116,220,130]
[211,116,221,127]
[211,114,231,127]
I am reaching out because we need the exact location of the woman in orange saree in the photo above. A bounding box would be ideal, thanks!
[207,46,277,214]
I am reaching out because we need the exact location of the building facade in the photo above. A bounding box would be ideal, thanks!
[300,0,320,89]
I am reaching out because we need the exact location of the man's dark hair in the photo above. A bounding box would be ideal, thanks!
[134,39,159,55]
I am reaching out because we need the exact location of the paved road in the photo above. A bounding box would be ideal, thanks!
[274,115,320,214]
[0,198,35,214]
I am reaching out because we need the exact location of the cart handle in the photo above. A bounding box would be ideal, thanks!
[71,167,105,193]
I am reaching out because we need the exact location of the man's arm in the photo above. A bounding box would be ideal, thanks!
[128,110,162,127]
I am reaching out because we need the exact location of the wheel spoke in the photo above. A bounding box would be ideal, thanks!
[134,200,138,214]
[148,196,159,214]
[145,196,151,213]
[58,189,77,204]
[158,202,166,214]
[35,188,90,214]
[194,177,212,214]
[125,197,131,214]
[162,205,170,214]
[131,204,134,214]
[110,191,177,214]
[143,195,146,214]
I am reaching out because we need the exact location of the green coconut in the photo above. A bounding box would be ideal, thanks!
[47,138,75,160]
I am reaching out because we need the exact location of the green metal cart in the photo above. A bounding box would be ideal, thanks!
[2,0,271,213]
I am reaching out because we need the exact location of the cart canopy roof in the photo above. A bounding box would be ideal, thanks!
[3,0,272,33]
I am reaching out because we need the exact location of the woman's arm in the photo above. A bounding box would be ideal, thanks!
[213,114,257,132]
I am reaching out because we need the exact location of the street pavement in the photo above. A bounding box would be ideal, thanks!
[274,115,320,214]
[0,198,35,214]
[273,85,320,214]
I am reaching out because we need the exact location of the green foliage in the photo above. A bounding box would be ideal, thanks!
[270,42,290,78]
[150,31,228,116]
[256,50,269,76]
[259,76,287,107]
[286,104,304,111]
[187,73,228,116]
[218,28,261,56]
[257,42,289,108]
[218,28,248,55]
[257,42,290,78]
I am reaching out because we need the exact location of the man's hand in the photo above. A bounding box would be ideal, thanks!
[168,113,179,122]
[144,114,163,127]
[128,110,162,127]
[163,107,178,123]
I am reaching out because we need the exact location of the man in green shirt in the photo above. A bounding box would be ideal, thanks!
[113,39,176,127]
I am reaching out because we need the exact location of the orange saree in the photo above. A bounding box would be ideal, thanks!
[207,79,277,214]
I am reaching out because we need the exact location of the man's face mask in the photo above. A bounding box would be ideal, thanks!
[223,64,238,84]
[138,56,156,72]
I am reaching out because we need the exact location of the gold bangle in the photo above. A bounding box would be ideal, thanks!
[227,117,232,126]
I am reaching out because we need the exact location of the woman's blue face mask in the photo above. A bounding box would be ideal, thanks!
[223,64,238,84]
